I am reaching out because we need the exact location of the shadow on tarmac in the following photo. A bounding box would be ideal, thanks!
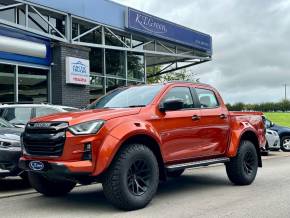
[25,173,231,213]
[0,177,31,191]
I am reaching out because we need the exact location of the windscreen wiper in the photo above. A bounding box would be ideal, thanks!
[128,105,146,108]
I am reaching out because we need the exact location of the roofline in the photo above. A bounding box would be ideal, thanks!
[165,80,211,86]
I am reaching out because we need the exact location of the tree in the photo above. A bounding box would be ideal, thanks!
[147,67,199,84]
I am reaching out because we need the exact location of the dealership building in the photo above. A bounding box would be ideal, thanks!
[0,0,212,108]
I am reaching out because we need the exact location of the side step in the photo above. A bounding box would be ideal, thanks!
[166,157,230,172]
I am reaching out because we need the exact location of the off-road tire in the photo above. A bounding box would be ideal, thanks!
[280,136,290,152]
[167,169,185,178]
[28,172,76,196]
[226,140,258,185]
[102,144,159,211]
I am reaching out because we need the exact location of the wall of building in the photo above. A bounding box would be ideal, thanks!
[51,42,90,108]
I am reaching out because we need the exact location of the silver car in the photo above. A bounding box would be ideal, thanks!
[0,104,79,128]
[266,129,280,151]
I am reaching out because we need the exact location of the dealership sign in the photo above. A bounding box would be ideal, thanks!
[126,8,212,54]
[66,57,90,85]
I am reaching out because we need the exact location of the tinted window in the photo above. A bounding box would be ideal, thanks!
[162,87,194,109]
[35,107,59,117]
[195,88,219,108]
[2,107,32,125]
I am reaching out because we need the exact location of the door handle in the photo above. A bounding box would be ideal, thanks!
[219,114,227,119]
[192,115,200,121]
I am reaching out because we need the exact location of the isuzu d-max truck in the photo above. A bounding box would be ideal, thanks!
[19,82,266,211]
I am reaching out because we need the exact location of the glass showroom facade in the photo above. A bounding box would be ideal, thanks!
[0,0,212,108]
[0,63,49,103]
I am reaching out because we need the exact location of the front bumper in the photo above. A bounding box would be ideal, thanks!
[0,146,21,173]
[268,139,280,150]
[19,159,93,180]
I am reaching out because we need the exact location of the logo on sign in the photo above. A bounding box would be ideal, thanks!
[29,161,44,171]
[71,61,87,75]
[135,13,167,34]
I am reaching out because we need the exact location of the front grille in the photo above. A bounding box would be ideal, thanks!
[23,122,68,156]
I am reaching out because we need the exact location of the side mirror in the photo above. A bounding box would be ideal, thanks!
[271,122,275,127]
[159,99,184,112]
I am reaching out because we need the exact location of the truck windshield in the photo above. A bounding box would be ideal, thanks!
[87,84,164,109]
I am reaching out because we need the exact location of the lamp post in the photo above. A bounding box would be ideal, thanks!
[285,84,287,101]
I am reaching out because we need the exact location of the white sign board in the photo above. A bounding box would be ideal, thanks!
[66,57,90,85]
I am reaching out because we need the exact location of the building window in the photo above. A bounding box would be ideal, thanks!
[0,5,15,23]
[106,78,126,93]
[79,24,102,44]
[0,64,15,103]
[90,75,104,103]
[18,67,48,103]
[90,48,103,75]
[128,52,145,81]
[106,50,125,78]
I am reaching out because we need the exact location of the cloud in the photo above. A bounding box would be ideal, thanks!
[113,0,290,103]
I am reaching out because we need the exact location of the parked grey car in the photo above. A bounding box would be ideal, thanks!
[0,104,79,128]
[0,104,79,180]
[266,129,280,151]
[0,118,25,180]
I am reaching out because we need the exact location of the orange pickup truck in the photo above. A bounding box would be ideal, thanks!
[20,82,266,211]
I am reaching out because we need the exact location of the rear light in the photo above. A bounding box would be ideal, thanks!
[83,143,92,161]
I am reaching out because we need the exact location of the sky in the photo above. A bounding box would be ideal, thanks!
[113,0,290,104]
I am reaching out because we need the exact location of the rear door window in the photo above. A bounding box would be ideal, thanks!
[2,107,33,125]
[195,88,219,108]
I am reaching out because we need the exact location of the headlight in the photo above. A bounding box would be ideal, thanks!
[266,130,272,135]
[0,138,18,147]
[0,140,12,147]
[68,120,105,135]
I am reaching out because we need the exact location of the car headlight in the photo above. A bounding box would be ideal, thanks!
[0,138,18,147]
[266,130,272,135]
[68,120,105,135]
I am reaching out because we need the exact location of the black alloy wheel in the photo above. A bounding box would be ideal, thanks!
[243,151,256,175]
[127,159,152,196]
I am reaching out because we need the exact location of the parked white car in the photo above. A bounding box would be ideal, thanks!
[0,104,79,128]
[266,129,280,151]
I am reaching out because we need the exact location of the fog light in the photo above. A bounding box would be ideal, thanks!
[83,143,92,161]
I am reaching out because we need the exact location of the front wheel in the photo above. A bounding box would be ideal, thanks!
[280,136,290,152]
[102,144,159,211]
[226,140,258,185]
[28,172,76,196]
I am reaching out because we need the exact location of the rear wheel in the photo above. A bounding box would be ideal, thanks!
[28,172,76,196]
[281,136,290,152]
[167,169,185,178]
[102,144,159,211]
[226,140,258,185]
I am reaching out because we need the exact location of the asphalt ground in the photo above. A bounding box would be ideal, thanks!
[0,151,289,218]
